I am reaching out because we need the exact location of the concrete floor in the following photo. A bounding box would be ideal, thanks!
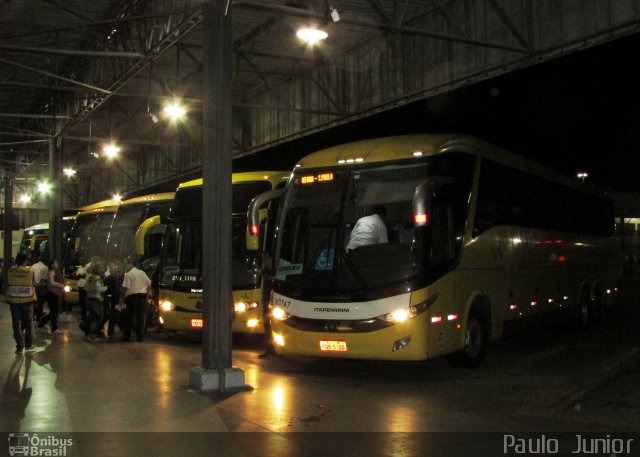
[1,292,639,456]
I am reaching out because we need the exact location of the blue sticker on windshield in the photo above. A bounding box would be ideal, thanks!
[315,249,335,270]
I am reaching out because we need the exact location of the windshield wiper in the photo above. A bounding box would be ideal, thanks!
[336,246,368,289]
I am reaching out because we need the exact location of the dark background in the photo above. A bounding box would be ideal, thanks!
[236,32,640,193]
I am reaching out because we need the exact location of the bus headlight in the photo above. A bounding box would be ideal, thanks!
[271,306,289,321]
[160,300,175,311]
[385,306,418,323]
[378,298,434,324]
[272,332,285,347]
[235,301,258,313]
[64,285,71,293]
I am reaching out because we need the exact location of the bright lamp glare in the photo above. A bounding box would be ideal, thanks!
[390,309,410,323]
[103,144,120,159]
[296,28,328,44]
[163,102,186,120]
[112,194,122,203]
[37,182,51,194]
[63,167,77,177]
[19,194,31,204]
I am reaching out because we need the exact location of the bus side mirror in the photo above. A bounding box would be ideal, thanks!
[135,215,161,256]
[247,189,284,243]
[412,176,454,227]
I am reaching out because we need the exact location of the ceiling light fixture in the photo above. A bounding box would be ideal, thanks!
[103,143,120,159]
[296,27,328,44]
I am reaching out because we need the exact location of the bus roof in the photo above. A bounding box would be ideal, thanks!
[294,134,602,194]
[23,216,76,233]
[178,171,289,189]
[78,199,122,212]
[76,205,119,218]
[24,222,49,232]
[120,192,175,207]
[294,135,476,169]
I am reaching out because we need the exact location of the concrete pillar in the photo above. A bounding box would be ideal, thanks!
[189,0,245,392]
[49,136,64,263]
[3,174,13,281]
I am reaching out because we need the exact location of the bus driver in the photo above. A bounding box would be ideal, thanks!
[346,205,388,251]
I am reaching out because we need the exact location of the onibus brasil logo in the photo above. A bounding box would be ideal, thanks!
[8,433,73,456]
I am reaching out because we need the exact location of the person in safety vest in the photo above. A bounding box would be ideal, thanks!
[6,254,37,354]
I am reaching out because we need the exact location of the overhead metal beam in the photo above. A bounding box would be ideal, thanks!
[0,113,73,120]
[0,43,145,58]
[487,0,532,51]
[0,12,191,40]
[235,0,533,54]
[0,57,112,94]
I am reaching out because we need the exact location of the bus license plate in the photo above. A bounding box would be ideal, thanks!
[319,340,347,352]
[191,319,203,328]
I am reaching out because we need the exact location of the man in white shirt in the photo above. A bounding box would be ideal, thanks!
[346,205,388,251]
[30,255,49,321]
[120,256,151,342]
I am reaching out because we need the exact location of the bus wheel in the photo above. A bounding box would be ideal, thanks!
[447,311,488,368]
[579,294,591,328]
[579,288,602,328]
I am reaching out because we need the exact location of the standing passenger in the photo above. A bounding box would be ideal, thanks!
[105,260,124,338]
[30,255,48,322]
[38,260,65,334]
[6,254,36,353]
[120,257,151,342]
[84,263,107,342]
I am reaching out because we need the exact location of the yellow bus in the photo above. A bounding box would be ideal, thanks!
[250,135,620,365]
[63,200,120,303]
[156,171,289,333]
[105,192,174,276]
[18,217,76,264]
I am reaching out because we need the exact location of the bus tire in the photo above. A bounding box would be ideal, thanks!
[578,285,603,328]
[447,310,488,368]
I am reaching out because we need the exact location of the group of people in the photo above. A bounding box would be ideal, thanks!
[5,254,151,354]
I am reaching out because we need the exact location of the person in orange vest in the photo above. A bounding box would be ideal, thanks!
[5,254,37,354]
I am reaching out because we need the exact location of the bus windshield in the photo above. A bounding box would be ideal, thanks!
[160,181,272,290]
[64,212,114,270]
[106,201,171,263]
[273,156,473,293]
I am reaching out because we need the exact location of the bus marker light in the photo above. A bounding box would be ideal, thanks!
[320,340,347,352]
[447,314,458,321]
[235,301,259,313]
[392,337,411,352]
[431,316,442,323]
[250,225,260,236]
[531,301,538,306]
[158,316,164,324]
[191,318,204,328]
[510,304,518,310]
[64,285,71,293]
[247,319,259,328]
[273,333,285,347]
[414,213,429,225]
